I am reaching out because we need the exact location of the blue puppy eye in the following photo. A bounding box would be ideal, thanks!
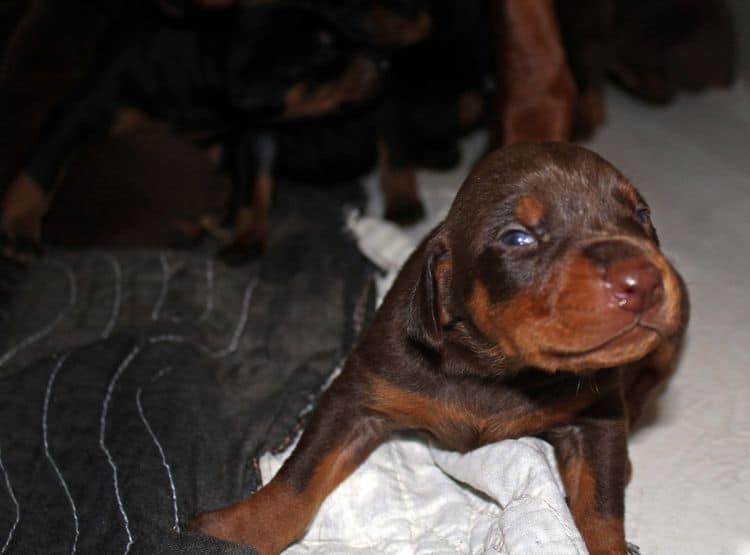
[500,229,536,247]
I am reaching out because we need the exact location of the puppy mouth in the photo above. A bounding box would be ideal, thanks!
[544,316,667,358]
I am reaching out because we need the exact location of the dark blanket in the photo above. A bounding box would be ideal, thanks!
[0,182,375,554]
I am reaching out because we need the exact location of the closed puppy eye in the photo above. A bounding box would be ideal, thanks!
[499,227,537,247]
[635,205,651,226]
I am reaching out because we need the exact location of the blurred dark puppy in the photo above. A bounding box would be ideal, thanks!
[1,0,579,261]
[0,0,26,55]
[556,0,736,138]
[0,2,384,262]
[554,0,614,139]
[375,0,491,224]
[609,0,735,103]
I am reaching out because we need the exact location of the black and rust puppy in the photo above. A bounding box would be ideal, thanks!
[189,142,689,554]
[0,2,383,261]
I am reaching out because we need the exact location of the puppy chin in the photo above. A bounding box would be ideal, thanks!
[529,326,665,373]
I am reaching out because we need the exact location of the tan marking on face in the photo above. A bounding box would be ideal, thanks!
[468,281,522,359]
[514,195,545,228]
[467,237,685,373]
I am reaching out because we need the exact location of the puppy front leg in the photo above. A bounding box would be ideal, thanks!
[545,406,629,554]
[1,171,50,250]
[189,376,391,554]
[219,133,275,265]
[376,138,423,226]
[2,50,127,256]
[490,0,576,147]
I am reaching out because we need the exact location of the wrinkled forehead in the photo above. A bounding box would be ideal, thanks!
[450,144,640,237]
[509,162,636,226]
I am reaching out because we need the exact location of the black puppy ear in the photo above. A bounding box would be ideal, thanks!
[407,234,450,352]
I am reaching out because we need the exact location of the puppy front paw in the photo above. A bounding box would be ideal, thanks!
[217,205,267,265]
[188,504,276,555]
[188,508,241,542]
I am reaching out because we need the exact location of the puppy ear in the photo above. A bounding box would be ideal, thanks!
[407,234,450,352]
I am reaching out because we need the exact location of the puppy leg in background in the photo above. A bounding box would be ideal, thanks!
[0,103,141,254]
[219,133,275,265]
[0,172,49,250]
[1,51,128,254]
[544,396,630,555]
[490,0,577,147]
[554,0,615,139]
[189,374,391,555]
[372,67,425,227]
[609,0,735,104]
[376,137,423,226]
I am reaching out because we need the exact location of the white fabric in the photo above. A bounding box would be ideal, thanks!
[260,436,586,555]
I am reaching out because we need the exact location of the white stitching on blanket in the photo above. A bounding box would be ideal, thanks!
[148,334,187,346]
[148,275,258,358]
[208,276,257,358]
[197,259,215,323]
[0,259,78,369]
[102,257,122,339]
[151,253,170,321]
[0,445,20,554]
[43,352,80,554]
[150,366,175,384]
[135,372,180,533]
[100,345,142,555]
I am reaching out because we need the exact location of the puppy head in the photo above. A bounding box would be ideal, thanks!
[410,142,688,373]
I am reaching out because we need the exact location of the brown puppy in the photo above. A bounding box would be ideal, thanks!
[189,142,689,555]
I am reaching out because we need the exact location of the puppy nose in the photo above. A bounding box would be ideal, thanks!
[605,257,664,313]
